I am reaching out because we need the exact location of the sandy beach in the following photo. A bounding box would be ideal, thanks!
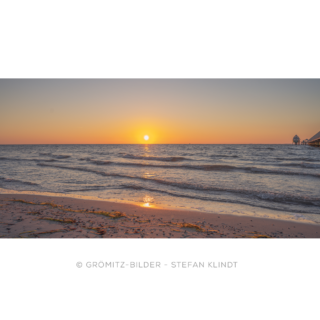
[1,193,319,238]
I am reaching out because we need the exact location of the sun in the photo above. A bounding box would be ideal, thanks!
[144,135,149,141]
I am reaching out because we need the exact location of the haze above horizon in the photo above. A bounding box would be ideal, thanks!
[1,79,319,144]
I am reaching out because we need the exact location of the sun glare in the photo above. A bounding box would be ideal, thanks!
[144,135,149,141]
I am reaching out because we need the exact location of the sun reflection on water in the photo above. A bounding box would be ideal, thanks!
[143,172,155,178]
[141,195,154,208]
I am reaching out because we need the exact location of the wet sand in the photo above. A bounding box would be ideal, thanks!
[0,194,320,238]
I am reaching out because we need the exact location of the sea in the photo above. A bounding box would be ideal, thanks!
[1,144,320,224]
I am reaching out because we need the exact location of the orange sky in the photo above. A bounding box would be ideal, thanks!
[1,79,319,144]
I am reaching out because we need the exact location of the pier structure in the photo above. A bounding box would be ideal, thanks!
[292,135,300,145]
[307,131,320,147]
[301,139,309,145]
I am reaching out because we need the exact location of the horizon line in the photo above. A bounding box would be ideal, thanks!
[0,143,297,145]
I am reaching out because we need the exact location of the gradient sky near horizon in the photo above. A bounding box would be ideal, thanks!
[0,79,319,144]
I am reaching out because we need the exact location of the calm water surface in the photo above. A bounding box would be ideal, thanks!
[1,144,319,223]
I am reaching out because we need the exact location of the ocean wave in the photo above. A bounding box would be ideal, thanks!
[52,155,71,159]
[39,152,52,156]
[100,162,320,178]
[38,159,58,162]
[0,157,26,161]
[191,164,236,171]
[210,154,239,158]
[301,163,320,169]
[120,184,319,213]
[0,157,57,163]
[0,177,38,185]
[36,164,320,208]
[276,162,320,169]
[82,159,320,177]
[121,154,187,162]
[64,186,106,192]
[86,159,113,165]
[37,163,138,179]
[79,158,112,165]
[0,155,71,161]
[94,152,111,156]
[275,157,319,162]
[250,146,275,150]
[87,160,236,171]
[182,153,196,156]
[246,166,320,178]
